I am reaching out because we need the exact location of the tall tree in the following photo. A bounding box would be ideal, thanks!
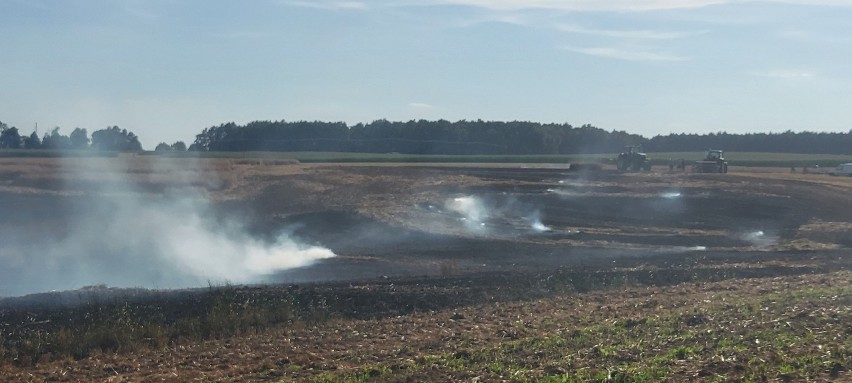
[69,128,89,149]
[23,131,41,149]
[91,126,143,151]
[41,127,71,149]
[154,142,172,151]
[0,126,22,148]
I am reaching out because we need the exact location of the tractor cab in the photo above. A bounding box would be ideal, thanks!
[624,145,644,156]
[705,150,724,161]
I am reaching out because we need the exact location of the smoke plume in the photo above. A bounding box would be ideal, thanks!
[445,196,488,231]
[442,195,552,235]
[740,230,778,248]
[0,157,334,297]
[527,210,552,232]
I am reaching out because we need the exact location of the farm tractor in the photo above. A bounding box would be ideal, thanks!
[616,146,652,171]
[693,150,728,173]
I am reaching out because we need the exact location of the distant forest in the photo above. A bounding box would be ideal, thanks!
[189,119,852,155]
[3,118,851,154]
[0,123,147,152]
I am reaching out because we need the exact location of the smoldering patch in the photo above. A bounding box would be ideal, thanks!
[0,158,336,296]
[660,191,682,199]
[445,196,489,231]
[527,211,552,232]
[431,195,559,236]
[738,230,779,248]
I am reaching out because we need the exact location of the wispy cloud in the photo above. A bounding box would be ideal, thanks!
[556,24,693,40]
[749,70,815,79]
[430,0,727,12]
[457,12,531,28]
[409,102,435,109]
[429,0,852,11]
[776,0,852,6]
[334,1,369,9]
[282,1,368,10]
[562,45,688,62]
[777,29,852,45]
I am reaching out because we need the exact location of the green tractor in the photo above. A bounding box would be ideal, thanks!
[693,149,728,173]
[617,145,652,171]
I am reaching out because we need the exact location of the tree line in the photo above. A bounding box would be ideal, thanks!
[189,119,852,155]
[644,131,852,154]
[3,118,852,154]
[188,119,646,155]
[0,123,146,152]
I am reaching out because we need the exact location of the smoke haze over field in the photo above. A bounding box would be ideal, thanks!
[446,196,488,231]
[0,158,335,297]
[443,195,552,235]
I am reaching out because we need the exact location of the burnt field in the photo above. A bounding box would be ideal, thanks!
[0,158,850,382]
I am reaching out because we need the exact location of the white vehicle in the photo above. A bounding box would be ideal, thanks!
[829,163,852,176]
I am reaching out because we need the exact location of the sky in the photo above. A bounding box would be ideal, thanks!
[1,0,852,147]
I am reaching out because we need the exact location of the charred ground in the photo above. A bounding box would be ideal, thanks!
[242,164,852,281]
[0,159,850,381]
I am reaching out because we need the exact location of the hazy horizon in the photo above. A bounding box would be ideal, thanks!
[2,0,852,145]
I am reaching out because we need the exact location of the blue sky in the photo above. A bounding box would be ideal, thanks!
[1,0,851,147]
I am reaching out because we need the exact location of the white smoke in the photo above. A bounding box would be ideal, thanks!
[441,195,554,235]
[527,210,552,232]
[740,230,778,248]
[445,196,488,231]
[547,188,579,197]
[0,157,335,296]
[548,179,592,197]
[666,245,707,252]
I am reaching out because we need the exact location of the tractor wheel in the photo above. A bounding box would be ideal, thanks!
[722,164,728,173]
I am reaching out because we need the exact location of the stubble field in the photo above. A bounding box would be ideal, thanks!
[0,157,850,382]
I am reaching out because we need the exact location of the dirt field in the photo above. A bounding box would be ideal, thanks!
[0,158,850,381]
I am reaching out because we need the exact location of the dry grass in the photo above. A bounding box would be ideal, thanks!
[1,267,848,382]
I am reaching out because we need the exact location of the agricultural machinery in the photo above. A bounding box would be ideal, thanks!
[616,146,652,171]
[693,150,728,173]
